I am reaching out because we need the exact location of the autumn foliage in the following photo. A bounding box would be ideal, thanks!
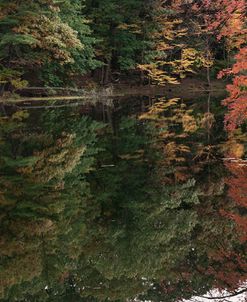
[220,48,247,130]
[222,160,247,242]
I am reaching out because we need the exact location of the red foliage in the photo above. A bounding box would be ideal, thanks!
[222,161,247,242]
[219,48,247,130]
[198,154,247,291]
[215,0,247,131]
[190,0,247,130]
[190,0,246,36]
[223,75,247,131]
[204,248,247,291]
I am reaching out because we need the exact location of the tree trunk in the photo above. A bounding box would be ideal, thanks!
[104,58,111,85]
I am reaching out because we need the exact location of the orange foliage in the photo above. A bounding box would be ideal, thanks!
[187,0,247,130]
[219,48,247,130]
[222,161,247,242]
[204,248,247,291]
[213,0,247,130]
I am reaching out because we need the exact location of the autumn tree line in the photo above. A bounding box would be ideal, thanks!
[0,0,246,128]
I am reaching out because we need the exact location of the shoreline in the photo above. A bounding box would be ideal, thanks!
[0,78,227,105]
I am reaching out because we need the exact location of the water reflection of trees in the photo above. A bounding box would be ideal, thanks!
[0,99,246,301]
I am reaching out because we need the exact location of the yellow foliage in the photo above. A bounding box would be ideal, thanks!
[229,143,245,159]
[138,16,188,85]
[163,142,190,163]
[138,63,179,85]
[117,23,141,34]
[10,79,28,90]
[182,114,198,133]
[19,133,86,183]
[13,15,83,64]
[200,112,215,130]
[222,139,245,159]
[139,98,180,120]
[119,150,144,160]
[12,110,29,121]
[169,48,214,78]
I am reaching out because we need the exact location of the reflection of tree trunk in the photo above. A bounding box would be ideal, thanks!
[41,234,50,289]
[106,106,114,133]
[0,83,6,96]
[101,65,105,85]
[206,66,211,88]
[1,104,7,116]
[141,98,145,112]
[104,58,111,85]
[207,93,211,143]
[102,103,106,123]
[140,39,145,85]
[206,37,211,89]
[140,70,144,85]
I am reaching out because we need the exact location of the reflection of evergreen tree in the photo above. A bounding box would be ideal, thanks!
[0,108,102,300]
[70,116,201,301]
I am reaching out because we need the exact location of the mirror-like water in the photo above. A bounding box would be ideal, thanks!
[0,94,246,302]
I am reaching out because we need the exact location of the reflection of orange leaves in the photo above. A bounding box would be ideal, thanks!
[139,98,180,120]
[223,162,247,242]
[117,23,141,34]
[174,167,190,182]
[200,112,215,130]
[225,162,247,209]
[119,150,144,161]
[59,271,70,283]
[17,166,33,175]
[30,134,86,182]
[193,145,217,162]
[182,114,198,133]
[203,248,247,291]
[223,140,245,158]
[222,210,247,243]
[164,142,190,163]
[9,219,54,237]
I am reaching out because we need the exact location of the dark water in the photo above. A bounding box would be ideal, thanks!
[0,94,246,302]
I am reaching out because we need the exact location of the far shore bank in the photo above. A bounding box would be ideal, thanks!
[0,78,227,105]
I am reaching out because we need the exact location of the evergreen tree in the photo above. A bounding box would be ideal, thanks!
[0,0,97,89]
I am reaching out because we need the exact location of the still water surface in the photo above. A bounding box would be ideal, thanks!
[0,94,246,301]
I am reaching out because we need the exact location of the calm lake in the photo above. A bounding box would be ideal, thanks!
[0,92,246,302]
